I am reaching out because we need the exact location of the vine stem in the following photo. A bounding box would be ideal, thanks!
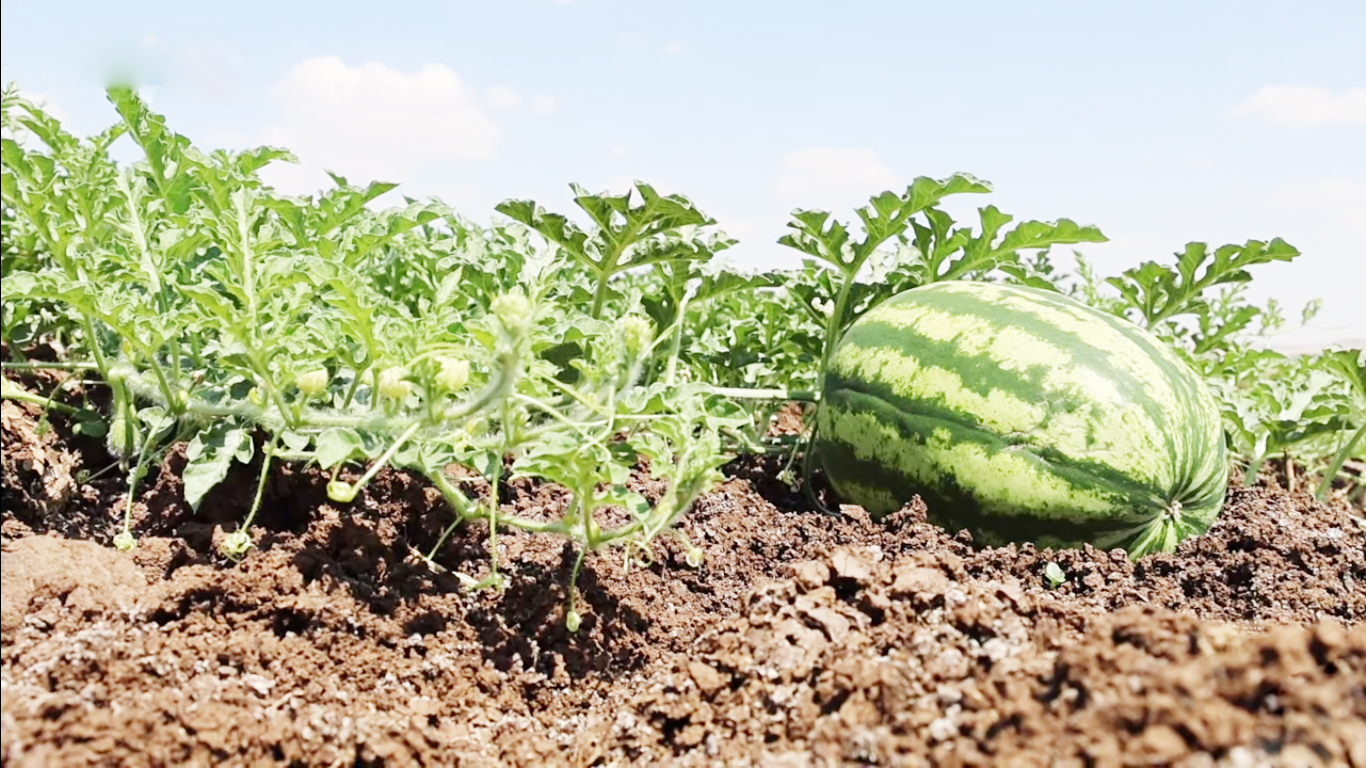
[346,421,422,493]
[708,386,819,402]
[1,361,99,371]
[0,379,84,415]
[820,269,858,381]
[239,433,279,534]
[1315,422,1366,501]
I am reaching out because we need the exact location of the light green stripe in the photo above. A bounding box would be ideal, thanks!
[827,281,1228,539]
[831,344,1047,436]
[820,399,1121,519]
[838,291,1177,489]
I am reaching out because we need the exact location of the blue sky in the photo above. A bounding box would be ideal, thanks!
[3,0,1362,348]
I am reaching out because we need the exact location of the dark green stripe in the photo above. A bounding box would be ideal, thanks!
[814,435,1157,552]
[824,282,1228,549]
[820,390,1167,518]
[825,361,1170,506]
[843,286,1182,458]
[998,286,1229,514]
[814,385,1169,511]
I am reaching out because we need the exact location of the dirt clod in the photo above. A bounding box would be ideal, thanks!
[3,409,1365,765]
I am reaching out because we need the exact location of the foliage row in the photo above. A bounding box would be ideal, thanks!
[2,87,1361,619]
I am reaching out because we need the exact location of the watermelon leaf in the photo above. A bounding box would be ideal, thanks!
[1105,238,1301,330]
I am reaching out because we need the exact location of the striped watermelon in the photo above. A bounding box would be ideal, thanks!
[815,281,1228,557]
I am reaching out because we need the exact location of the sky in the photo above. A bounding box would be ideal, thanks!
[2,0,1362,350]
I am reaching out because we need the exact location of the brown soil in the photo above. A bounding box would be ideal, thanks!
[3,393,1365,766]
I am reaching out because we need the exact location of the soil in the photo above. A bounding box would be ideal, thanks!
[3,391,1365,766]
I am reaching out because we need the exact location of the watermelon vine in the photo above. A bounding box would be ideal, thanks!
[3,86,1361,626]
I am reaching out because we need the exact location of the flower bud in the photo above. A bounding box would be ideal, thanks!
[376,366,412,400]
[491,292,533,337]
[107,416,133,457]
[617,315,654,360]
[435,357,470,392]
[296,369,330,397]
[220,529,254,558]
[327,480,358,503]
[685,545,705,568]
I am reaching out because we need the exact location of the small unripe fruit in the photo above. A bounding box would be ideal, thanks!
[220,529,253,558]
[617,315,654,360]
[107,416,133,456]
[376,366,412,400]
[685,546,705,568]
[296,369,330,397]
[327,480,358,503]
[491,292,533,337]
[435,357,470,392]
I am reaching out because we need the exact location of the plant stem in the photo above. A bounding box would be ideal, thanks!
[566,546,588,622]
[1316,422,1366,501]
[665,294,690,386]
[241,433,279,533]
[114,414,169,549]
[708,386,819,402]
[0,379,84,415]
[1,361,100,371]
[346,421,422,495]
[820,272,857,381]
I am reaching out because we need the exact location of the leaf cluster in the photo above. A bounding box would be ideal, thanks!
[3,83,1360,622]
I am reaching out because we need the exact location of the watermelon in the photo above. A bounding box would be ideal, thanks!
[815,281,1228,557]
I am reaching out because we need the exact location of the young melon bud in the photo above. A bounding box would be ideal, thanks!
[376,366,412,400]
[327,480,358,504]
[684,545,705,568]
[491,291,533,337]
[434,357,470,392]
[220,529,253,558]
[295,369,330,398]
[107,416,134,457]
[461,416,489,440]
[565,609,582,633]
[616,315,654,361]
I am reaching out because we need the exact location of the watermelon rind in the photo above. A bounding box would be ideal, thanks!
[815,281,1228,558]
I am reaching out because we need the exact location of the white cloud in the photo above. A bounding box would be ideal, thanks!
[774,147,901,201]
[1231,86,1366,127]
[259,56,500,193]
[529,95,559,116]
[486,85,522,110]
[709,212,798,271]
[1267,178,1366,234]
[664,42,683,56]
